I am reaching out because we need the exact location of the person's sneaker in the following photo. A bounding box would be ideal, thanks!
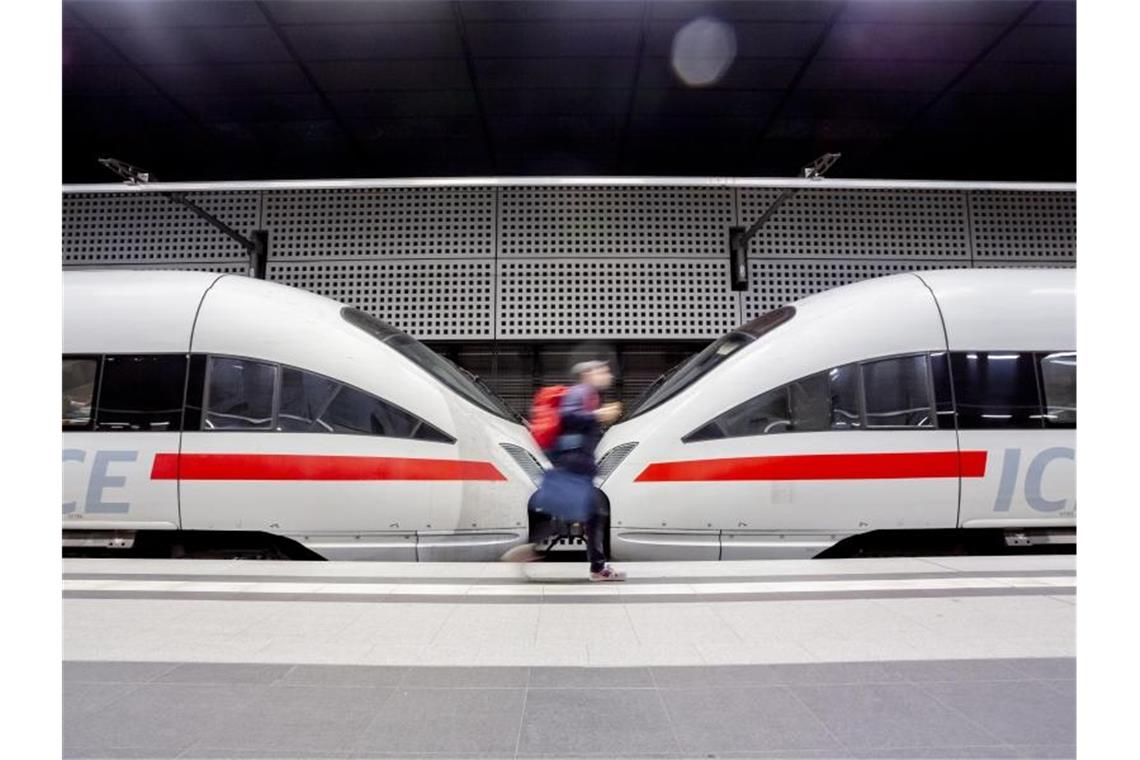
[500,543,543,562]
[589,565,627,582]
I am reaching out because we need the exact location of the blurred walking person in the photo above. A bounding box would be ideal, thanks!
[502,360,626,581]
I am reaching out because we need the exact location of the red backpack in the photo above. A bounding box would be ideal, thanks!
[529,385,568,451]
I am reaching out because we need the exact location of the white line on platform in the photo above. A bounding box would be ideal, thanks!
[61,555,1078,581]
[62,574,1075,598]
[63,556,1076,667]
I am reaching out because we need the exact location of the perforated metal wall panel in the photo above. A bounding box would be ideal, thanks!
[64,262,250,275]
[498,187,735,258]
[61,183,1076,343]
[973,261,1077,269]
[263,188,494,259]
[739,189,971,260]
[62,192,258,265]
[497,259,740,339]
[743,259,964,318]
[969,191,1076,261]
[267,260,493,339]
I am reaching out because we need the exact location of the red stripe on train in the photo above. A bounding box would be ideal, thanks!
[150,453,506,482]
[634,451,988,482]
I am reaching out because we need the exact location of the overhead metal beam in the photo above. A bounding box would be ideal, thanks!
[63,176,1077,195]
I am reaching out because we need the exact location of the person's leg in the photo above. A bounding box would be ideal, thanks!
[530,512,559,547]
[585,490,625,581]
[501,493,555,562]
[585,491,608,574]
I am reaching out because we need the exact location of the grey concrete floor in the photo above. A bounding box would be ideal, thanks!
[63,557,1075,758]
[64,658,1075,759]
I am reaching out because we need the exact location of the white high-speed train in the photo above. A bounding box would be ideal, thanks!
[62,270,546,560]
[64,268,1075,562]
[594,269,1076,560]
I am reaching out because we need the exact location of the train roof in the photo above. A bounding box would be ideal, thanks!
[913,268,1074,350]
[62,269,349,355]
[64,270,224,354]
[914,266,1073,293]
[785,267,1074,353]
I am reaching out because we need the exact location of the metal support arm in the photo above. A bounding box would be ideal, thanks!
[739,153,841,242]
[728,153,841,291]
[97,158,268,278]
[162,191,255,254]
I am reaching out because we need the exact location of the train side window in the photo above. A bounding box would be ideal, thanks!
[62,357,99,432]
[182,354,208,432]
[684,371,831,442]
[789,372,830,432]
[315,384,451,441]
[278,367,453,441]
[204,356,277,430]
[684,385,789,442]
[1038,352,1076,428]
[950,352,1043,429]
[95,355,187,432]
[930,352,956,427]
[278,367,339,432]
[828,364,862,429]
[861,355,935,428]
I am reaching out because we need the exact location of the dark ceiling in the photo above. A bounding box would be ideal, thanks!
[62,0,1076,183]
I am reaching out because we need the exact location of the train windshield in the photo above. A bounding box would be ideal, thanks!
[341,307,521,422]
[627,306,796,419]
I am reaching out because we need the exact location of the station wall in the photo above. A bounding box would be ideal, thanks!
[62,183,1076,412]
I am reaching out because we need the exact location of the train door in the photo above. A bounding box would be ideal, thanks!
[62,355,185,531]
[177,355,463,560]
[953,351,1076,532]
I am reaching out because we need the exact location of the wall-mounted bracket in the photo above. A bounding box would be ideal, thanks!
[727,153,841,291]
[98,158,269,279]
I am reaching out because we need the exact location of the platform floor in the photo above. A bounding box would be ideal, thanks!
[63,555,1076,759]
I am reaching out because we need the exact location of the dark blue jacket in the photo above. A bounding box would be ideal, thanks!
[550,383,601,476]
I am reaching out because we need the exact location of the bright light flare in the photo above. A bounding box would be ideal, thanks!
[671,17,737,88]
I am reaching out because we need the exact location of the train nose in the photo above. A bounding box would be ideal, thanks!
[595,442,639,486]
[498,442,546,487]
